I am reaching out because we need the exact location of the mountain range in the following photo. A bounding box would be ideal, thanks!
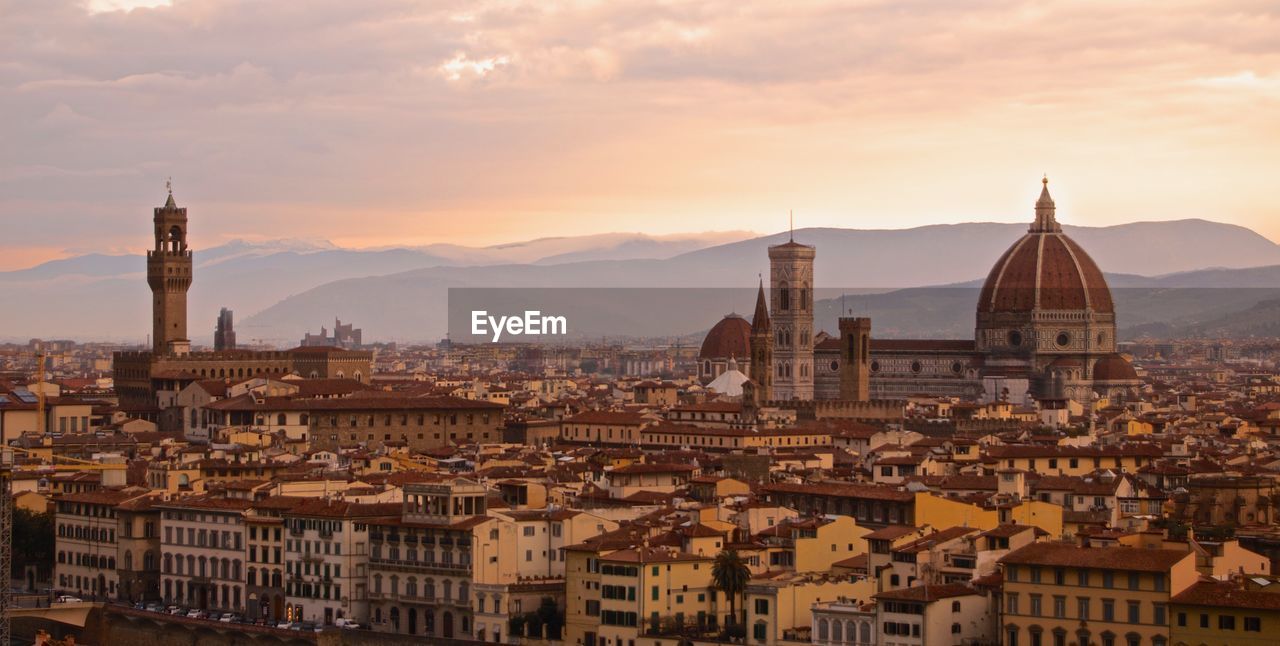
[3,219,1279,344]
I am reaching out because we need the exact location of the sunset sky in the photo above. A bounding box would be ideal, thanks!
[2,0,1278,269]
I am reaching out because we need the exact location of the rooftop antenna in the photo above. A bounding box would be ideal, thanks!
[789,210,794,242]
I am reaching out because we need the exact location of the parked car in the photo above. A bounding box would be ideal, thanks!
[219,613,240,623]
[55,596,83,604]
[167,606,185,615]
[145,603,163,612]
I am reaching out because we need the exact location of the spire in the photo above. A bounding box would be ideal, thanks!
[751,275,771,332]
[164,177,177,209]
[1031,174,1060,233]
[789,210,794,242]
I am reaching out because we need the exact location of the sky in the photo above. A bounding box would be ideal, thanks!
[2,0,1278,270]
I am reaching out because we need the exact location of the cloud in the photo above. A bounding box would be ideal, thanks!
[1,0,1279,262]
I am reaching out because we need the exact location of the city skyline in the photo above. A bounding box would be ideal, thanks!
[3,0,1279,270]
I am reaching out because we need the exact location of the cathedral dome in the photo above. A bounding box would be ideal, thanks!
[977,178,1114,314]
[700,314,751,360]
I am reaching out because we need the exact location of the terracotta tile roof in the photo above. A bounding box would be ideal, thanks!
[874,583,980,602]
[1172,579,1280,610]
[999,542,1190,572]
[763,481,914,502]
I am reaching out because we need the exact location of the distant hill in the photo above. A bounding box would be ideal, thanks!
[3,219,1278,342]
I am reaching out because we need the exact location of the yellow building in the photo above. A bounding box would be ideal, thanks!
[745,573,877,645]
[999,542,1197,646]
[986,445,1162,478]
[1170,579,1280,646]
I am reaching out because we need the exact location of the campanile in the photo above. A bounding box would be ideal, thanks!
[146,184,192,355]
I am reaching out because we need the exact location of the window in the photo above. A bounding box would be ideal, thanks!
[1053,596,1066,619]
[1030,594,1042,617]
[1220,615,1236,630]
[1078,597,1091,621]
[1102,599,1115,622]
[1127,601,1140,624]
[1006,593,1019,615]
[951,623,961,634]
[1245,616,1262,632]
[1128,572,1140,590]
[1153,603,1166,626]
[754,599,769,615]
[1176,612,1186,627]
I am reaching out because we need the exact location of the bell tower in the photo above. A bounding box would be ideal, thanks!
[147,181,192,355]
[768,232,815,401]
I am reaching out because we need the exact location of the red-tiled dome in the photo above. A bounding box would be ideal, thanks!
[1093,354,1138,381]
[977,179,1114,314]
[699,315,751,359]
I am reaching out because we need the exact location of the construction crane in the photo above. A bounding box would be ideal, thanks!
[0,344,129,644]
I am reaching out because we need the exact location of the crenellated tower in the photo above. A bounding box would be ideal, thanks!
[838,316,871,401]
[146,184,192,355]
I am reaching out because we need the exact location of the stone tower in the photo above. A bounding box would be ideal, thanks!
[838,316,872,401]
[147,186,192,355]
[748,278,773,402]
[768,237,815,400]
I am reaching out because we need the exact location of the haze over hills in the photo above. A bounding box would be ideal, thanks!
[3,219,1279,343]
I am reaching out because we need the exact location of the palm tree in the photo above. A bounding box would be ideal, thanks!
[711,549,751,630]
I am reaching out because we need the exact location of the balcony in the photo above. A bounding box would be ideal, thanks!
[369,557,469,575]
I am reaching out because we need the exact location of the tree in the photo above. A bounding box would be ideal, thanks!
[13,509,54,581]
[711,549,750,630]
[536,596,563,639]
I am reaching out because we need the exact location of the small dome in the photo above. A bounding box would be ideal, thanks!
[707,368,749,396]
[699,314,751,360]
[1093,354,1139,381]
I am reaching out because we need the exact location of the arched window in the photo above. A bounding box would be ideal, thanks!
[277,413,287,426]
[817,619,829,640]
[831,619,842,641]
[780,282,790,311]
